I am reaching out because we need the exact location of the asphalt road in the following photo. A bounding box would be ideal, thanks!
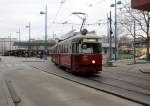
[0,56,142,106]
[26,57,150,105]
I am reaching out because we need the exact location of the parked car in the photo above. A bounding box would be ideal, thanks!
[138,55,147,60]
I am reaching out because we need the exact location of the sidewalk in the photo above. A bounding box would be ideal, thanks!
[103,59,150,74]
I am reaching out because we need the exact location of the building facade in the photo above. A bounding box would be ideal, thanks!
[0,38,18,55]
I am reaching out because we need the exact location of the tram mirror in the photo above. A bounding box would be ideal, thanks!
[82,44,87,49]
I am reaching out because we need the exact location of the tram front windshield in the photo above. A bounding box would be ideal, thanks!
[81,43,101,54]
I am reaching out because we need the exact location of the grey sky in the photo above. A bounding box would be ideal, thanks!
[0,0,125,41]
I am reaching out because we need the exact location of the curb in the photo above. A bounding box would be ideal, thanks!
[5,80,21,104]
[139,69,150,74]
[2,80,15,106]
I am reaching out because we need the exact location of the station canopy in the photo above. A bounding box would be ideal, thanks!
[131,0,150,11]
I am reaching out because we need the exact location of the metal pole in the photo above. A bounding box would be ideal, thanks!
[3,39,5,55]
[10,34,11,51]
[133,20,136,64]
[44,5,48,59]
[28,22,31,51]
[29,22,31,43]
[16,28,21,49]
[114,0,117,61]
[106,11,113,66]
[106,13,110,64]
[19,28,21,42]
[45,5,47,51]
[9,34,11,56]
[109,11,112,61]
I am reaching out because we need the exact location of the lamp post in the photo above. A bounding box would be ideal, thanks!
[40,5,48,59]
[26,22,31,51]
[111,0,121,61]
[40,5,48,51]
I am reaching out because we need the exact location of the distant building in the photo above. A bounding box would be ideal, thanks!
[135,37,150,48]
[0,38,18,55]
[14,39,56,51]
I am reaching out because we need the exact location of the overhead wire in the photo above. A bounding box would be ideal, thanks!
[52,0,66,24]
[52,0,109,35]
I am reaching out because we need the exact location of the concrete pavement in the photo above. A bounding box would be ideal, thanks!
[0,56,143,106]
[103,59,150,74]
[0,79,15,106]
[0,56,15,106]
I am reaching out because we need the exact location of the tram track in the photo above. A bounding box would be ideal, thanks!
[105,69,150,82]
[89,76,150,96]
[92,73,150,91]
[101,72,150,90]
[27,63,150,106]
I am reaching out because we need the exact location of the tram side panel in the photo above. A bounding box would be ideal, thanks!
[71,54,80,72]
[59,53,71,69]
[51,54,59,65]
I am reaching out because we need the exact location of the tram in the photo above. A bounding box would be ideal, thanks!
[51,30,102,74]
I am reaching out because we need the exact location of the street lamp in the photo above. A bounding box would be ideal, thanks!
[26,22,31,51]
[111,0,122,61]
[40,5,48,59]
[40,5,48,51]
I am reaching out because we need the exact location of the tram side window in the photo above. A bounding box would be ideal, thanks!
[72,44,75,53]
[59,45,62,53]
[57,46,59,53]
[65,45,67,53]
[65,44,68,53]
[60,45,63,53]
[67,45,69,53]
[62,45,64,53]
[56,46,58,53]
[70,45,72,53]
[72,43,79,53]
[59,45,60,53]
[63,45,65,53]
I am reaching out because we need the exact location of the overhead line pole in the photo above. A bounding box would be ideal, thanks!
[40,5,48,59]
[133,20,136,64]
[45,5,48,51]
[109,11,113,62]
[114,0,117,61]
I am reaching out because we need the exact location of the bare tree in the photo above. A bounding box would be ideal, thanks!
[118,2,150,60]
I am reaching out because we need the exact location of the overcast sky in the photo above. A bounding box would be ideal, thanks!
[0,0,126,41]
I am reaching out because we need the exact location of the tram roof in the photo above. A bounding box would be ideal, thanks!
[58,32,101,44]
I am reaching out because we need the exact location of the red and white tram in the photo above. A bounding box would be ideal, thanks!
[51,31,102,74]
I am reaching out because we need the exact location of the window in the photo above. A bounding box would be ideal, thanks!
[81,43,102,54]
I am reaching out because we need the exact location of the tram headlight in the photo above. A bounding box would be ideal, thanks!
[92,60,95,64]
